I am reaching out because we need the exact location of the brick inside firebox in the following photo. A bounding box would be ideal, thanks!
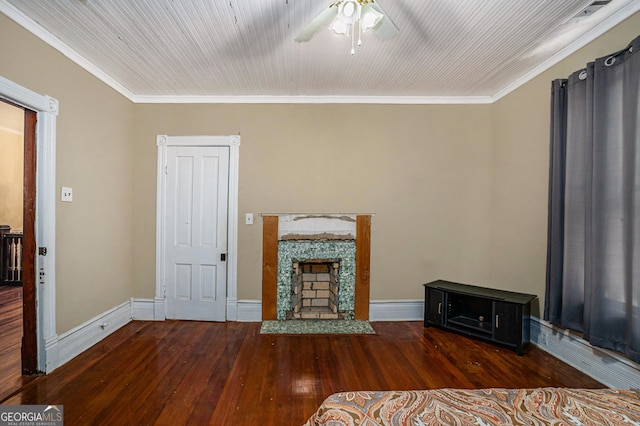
[290,260,341,320]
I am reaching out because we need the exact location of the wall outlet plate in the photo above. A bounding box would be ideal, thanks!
[61,187,73,202]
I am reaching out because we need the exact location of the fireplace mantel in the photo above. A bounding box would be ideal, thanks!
[261,214,372,320]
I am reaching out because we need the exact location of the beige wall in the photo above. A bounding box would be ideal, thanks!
[0,14,136,333]
[1,8,638,334]
[0,128,23,230]
[490,12,640,314]
[133,104,495,300]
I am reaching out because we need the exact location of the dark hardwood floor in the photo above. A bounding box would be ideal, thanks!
[0,286,36,401]
[0,319,602,425]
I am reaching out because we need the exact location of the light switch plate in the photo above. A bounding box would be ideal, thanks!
[61,186,73,202]
[245,213,254,225]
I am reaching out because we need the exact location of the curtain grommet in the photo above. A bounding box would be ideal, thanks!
[604,56,616,66]
[579,70,587,80]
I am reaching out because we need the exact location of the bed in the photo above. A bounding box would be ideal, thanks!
[304,387,640,425]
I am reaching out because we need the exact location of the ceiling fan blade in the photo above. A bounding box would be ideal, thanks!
[369,1,399,40]
[295,6,339,42]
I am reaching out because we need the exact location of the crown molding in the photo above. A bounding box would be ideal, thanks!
[133,95,493,105]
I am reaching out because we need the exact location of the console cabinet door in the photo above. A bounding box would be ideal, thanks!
[493,302,520,344]
[427,289,445,325]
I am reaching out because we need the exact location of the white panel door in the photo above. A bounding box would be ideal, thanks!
[165,146,229,321]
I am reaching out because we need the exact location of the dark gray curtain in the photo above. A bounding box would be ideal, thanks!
[544,79,567,325]
[545,35,640,363]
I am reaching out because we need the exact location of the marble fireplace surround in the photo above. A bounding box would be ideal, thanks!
[261,214,372,321]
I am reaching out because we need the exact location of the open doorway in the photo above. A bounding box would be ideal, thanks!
[1,76,58,378]
[0,99,38,398]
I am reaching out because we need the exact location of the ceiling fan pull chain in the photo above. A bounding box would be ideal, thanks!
[358,21,363,47]
[351,24,356,55]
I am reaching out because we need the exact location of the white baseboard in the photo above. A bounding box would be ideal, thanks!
[236,300,262,322]
[227,297,239,321]
[531,317,640,389]
[153,297,166,320]
[54,300,131,371]
[130,298,427,322]
[130,298,259,322]
[370,300,424,321]
[44,334,59,374]
[232,299,426,322]
[131,298,156,320]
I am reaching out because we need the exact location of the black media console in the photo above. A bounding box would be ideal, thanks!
[423,280,536,355]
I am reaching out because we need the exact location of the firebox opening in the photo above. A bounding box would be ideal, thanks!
[289,259,343,320]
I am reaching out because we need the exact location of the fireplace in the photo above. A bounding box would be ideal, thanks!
[262,214,372,321]
[278,239,355,320]
[290,260,342,319]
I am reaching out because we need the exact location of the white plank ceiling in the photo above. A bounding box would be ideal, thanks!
[1,0,639,102]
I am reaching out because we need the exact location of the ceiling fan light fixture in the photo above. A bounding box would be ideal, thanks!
[360,4,383,32]
[327,0,385,53]
[295,0,399,52]
[329,19,350,36]
[337,1,361,25]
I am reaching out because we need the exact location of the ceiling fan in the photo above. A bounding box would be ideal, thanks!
[295,0,399,54]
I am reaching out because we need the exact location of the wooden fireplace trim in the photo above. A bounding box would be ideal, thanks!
[354,215,371,320]
[261,215,371,321]
[261,215,279,320]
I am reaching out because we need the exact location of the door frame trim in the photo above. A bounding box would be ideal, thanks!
[155,135,240,321]
[0,75,58,372]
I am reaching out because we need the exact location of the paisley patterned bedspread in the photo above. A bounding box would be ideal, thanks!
[304,388,640,425]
